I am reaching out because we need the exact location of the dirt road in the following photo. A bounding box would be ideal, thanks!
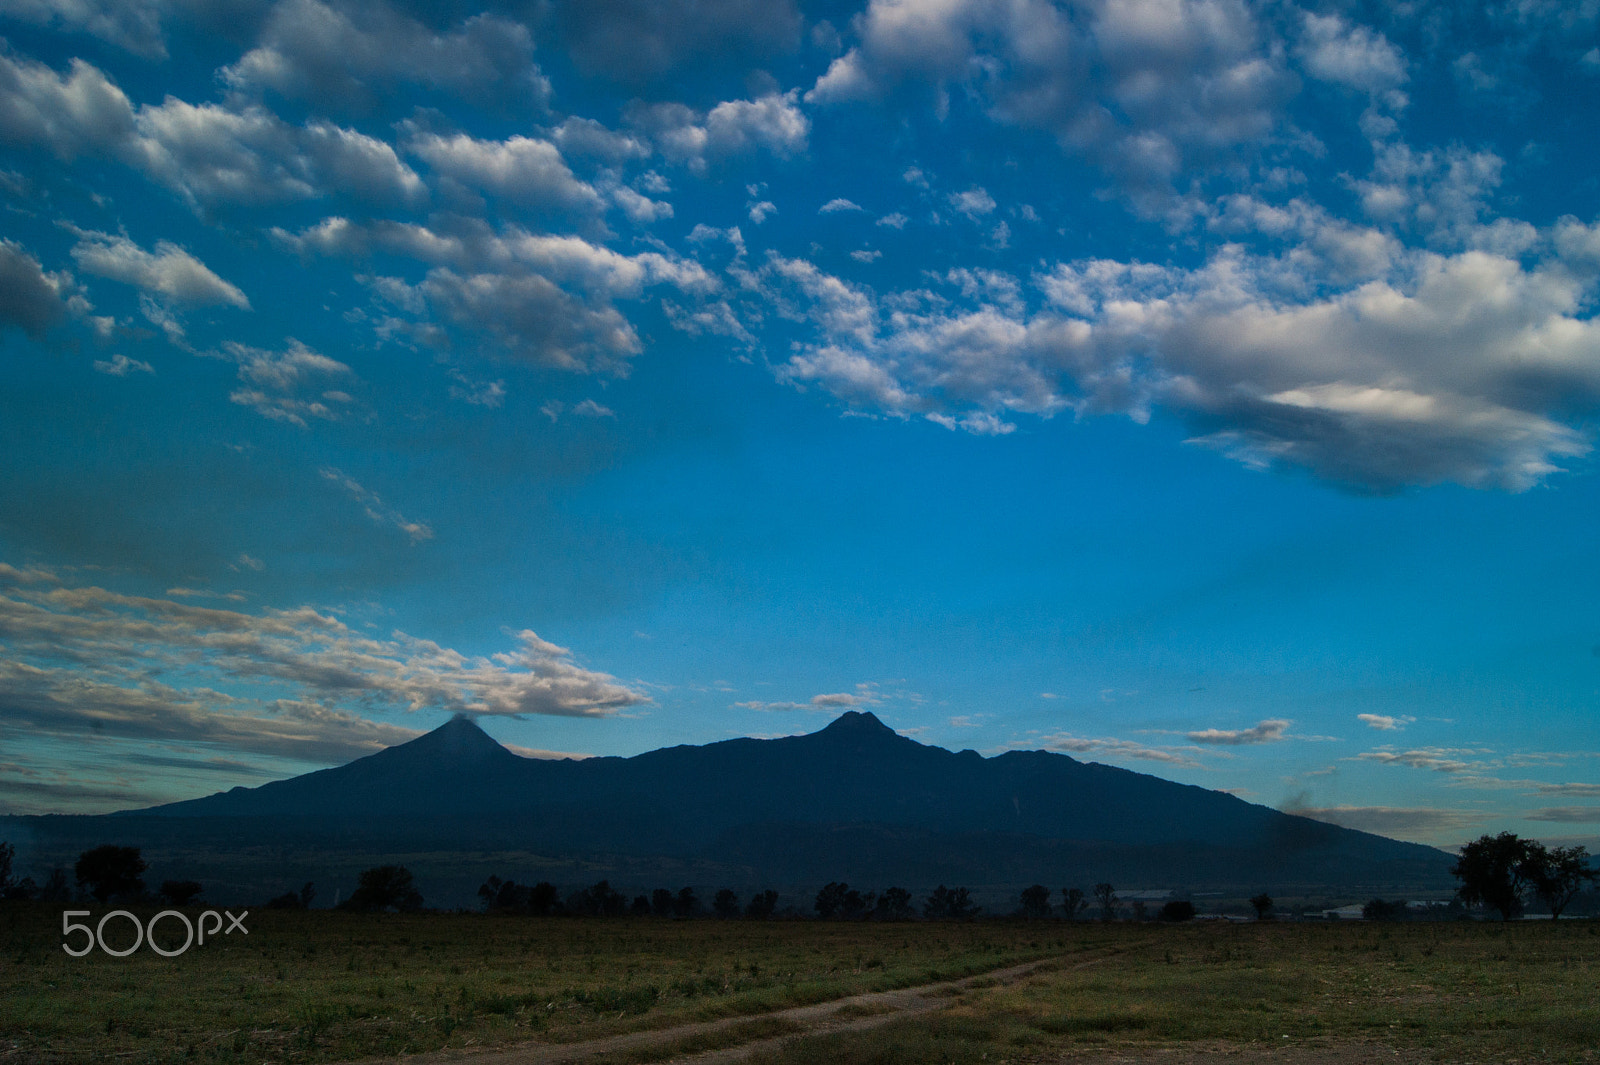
[390,954,1080,1065]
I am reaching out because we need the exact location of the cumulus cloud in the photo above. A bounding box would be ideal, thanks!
[70,231,249,307]
[221,0,548,111]
[1297,13,1408,94]
[409,132,602,212]
[807,0,1293,200]
[630,91,809,171]
[0,239,73,336]
[0,50,137,160]
[820,197,863,213]
[0,0,170,59]
[0,565,649,768]
[729,203,1600,491]
[0,51,425,209]
[277,216,715,374]
[132,101,427,209]
[949,187,996,218]
[1186,718,1290,745]
[1358,713,1414,730]
[221,339,355,426]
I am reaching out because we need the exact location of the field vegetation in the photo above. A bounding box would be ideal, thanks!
[2,904,1598,1064]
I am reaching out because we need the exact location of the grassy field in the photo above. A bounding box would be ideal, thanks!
[2,905,1597,1064]
[0,902,1065,1062]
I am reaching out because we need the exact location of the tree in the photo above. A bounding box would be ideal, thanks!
[1061,887,1087,921]
[814,881,872,920]
[160,880,203,906]
[1363,898,1404,921]
[1094,882,1118,922]
[1250,893,1273,920]
[1453,832,1538,921]
[567,880,626,916]
[37,868,70,902]
[1526,844,1598,919]
[343,864,423,912]
[874,886,914,921]
[478,876,539,913]
[630,894,652,916]
[268,882,315,910]
[745,889,779,919]
[1159,900,1196,922]
[0,841,12,895]
[713,888,741,918]
[673,886,699,917]
[922,885,979,921]
[528,881,561,916]
[1019,884,1052,919]
[651,888,675,916]
[75,845,146,903]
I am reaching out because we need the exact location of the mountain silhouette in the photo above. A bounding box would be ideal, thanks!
[110,710,1451,895]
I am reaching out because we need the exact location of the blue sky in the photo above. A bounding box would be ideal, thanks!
[2,0,1599,848]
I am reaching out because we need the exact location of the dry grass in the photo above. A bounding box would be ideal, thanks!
[745,920,1600,1065]
[0,902,1063,1063]
[5,906,1597,1065]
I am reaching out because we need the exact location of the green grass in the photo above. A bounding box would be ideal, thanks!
[745,920,1600,1065]
[0,903,1064,1063]
[6,908,1599,1064]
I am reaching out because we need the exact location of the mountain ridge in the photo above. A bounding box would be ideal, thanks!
[107,710,1454,897]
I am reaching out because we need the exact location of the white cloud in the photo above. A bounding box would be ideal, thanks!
[730,205,1600,490]
[0,51,138,160]
[0,51,425,209]
[630,91,809,171]
[320,467,433,544]
[409,132,602,212]
[949,187,996,218]
[737,683,881,712]
[1297,13,1408,94]
[1038,732,1204,768]
[92,353,153,376]
[1186,718,1289,745]
[705,90,809,156]
[222,339,355,426]
[221,0,548,111]
[1358,713,1414,730]
[1358,746,1493,773]
[276,216,716,375]
[70,231,249,308]
[0,566,649,762]
[806,0,1293,202]
[820,197,864,213]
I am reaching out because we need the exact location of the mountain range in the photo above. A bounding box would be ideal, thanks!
[2,712,1454,905]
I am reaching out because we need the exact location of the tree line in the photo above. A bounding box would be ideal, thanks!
[7,833,1594,920]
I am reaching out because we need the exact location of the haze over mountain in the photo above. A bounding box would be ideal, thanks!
[60,711,1451,900]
